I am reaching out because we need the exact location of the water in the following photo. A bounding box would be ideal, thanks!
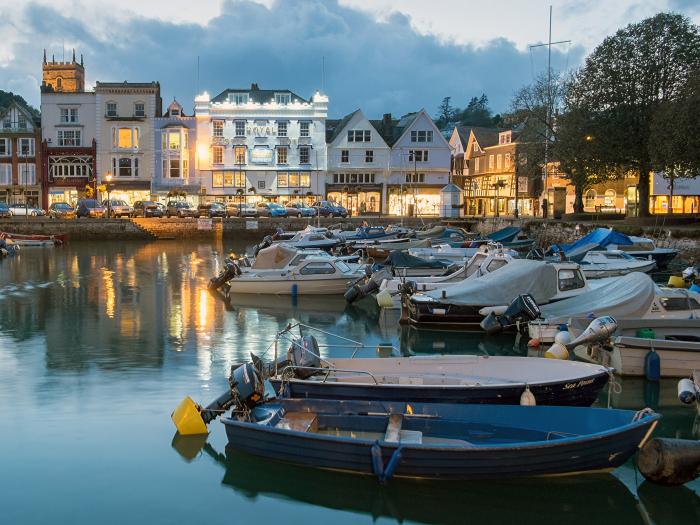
[0,241,698,524]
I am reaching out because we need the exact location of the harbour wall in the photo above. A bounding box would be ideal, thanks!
[0,216,698,260]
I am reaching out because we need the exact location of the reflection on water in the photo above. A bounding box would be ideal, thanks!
[0,240,698,524]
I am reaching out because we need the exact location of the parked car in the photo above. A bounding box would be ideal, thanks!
[155,202,167,215]
[226,203,258,218]
[8,203,46,217]
[312,200,348,218]
[166,201,197,218]
[132,201,164,218]
[0,203,12,218]
[48,202,76,219]
[285,202,316,217]
[196,202,227,218]
[256,202,288,218]
[102,199,133,218]
[75,199,105,218]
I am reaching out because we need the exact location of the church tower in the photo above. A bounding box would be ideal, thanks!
[41,48,85,93]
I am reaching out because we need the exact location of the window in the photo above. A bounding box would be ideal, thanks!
[474,157,480,173]
[410,130,433,142]
[488,155,494,170]
[183,158,189,176]
[212,146,224,164]
[115,127,139,149]
[170,108,180,116]
[277,147,288,164]
[585,190,596,208]
[350,173,357,183]
[19,138,35,156]
[289,173,299,187]
[300,262,335,275]
[2,117,10,129]
[300,172,310,187]
[408,150,428,162]
[299,121,310,138]
[558,269,585,291]
[604,189,616,207]
[213,120,224,137]
[405,173,425,183]
[258,180,265,189]
[166,131,181,150]
[18,115,27,129]
[277,121,287,137]
[277,173,288,188]
[117,157,133,177]
[299,146,310,164]
[232,93,249,104]
[0,164,11,184]
[365,150,373,163]
[0,138,10,156]
[496,154,502,170]
[18,164,36,185]
[275,93,291,105]
[505,153,511,169]
[106,102,117,117]
[134,103,145,117]
[234,146,246,165]
[341,150,349,163]
[234,120,245,137]
[169,159,180,178]
[499,132,512,145]
[57,130,81,147]
[60,108,78,123]
[347,130,370,142]
[49,156,92,178]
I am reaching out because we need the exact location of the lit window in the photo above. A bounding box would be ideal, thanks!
[213,146,224,164]
[505,153,511,169]
[183,159,189,176]
[117,128,138,149]
[299,146,310,164]
[278,173,288,187]
[496,154,502,170]
[300,122,310,138]
[168,132,181,150]
[489,155,494,170]
[300,172,310,187]
[341,150,349,163]
[289,173,300,187]
[213,121,224,137]
[277,147,288,164]
[213,172,223,187]
[234,146,246,165]
[235,121,245,137]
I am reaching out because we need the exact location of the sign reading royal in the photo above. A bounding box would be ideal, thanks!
[247,122,277,137]
[250,147,273,164]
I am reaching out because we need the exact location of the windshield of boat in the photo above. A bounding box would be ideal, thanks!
[558,269,586,291]
[659,296,700,311]
[335,260,352,273]
[465,252,488,277]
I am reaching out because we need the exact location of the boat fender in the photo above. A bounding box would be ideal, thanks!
[527,338,541,348]
[667,275,685,288]
[478,306,508,317]
[545,343,569,360]
[520,385,536,406]
[554,325,572,345]
[375,289,394,309]
[677,378,697,405]
[382,447,403,482]
[638,438,700,486]
[371,443,384,480]
[645,349,661,382]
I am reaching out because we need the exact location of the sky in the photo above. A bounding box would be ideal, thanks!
[1,0,699,118]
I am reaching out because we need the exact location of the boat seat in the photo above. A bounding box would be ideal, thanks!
[276,411,318,433]
[384,414,403,443]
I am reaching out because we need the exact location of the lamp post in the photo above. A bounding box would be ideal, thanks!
[105,172,113,218]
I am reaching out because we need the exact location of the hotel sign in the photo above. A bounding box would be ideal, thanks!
[247,123,277,137]
[251,147,273,164]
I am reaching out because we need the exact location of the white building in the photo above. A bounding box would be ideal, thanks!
[387,110,452,216]
[95,81,162,203]
[325,109,390,215]
[195,84,328,204]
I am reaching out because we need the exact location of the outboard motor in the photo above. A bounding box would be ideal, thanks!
[208,258,241,291]
[253,235,274,256]
[563,316,618,351]
[399,280,417,297]
[287,335,321,378]
[480,294,540,335]
[344,266,390,304]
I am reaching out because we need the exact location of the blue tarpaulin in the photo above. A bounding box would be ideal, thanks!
[560,228,633,253]
[487,226,521,243]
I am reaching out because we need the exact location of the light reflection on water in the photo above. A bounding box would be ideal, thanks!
[0,240,698,525]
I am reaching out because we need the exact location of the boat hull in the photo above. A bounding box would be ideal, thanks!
[227,277,355,295]
[581,260,656,279]
[402,297,487,329]
[223,403,658,480]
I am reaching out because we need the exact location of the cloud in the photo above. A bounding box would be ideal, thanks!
[0,0,586,118]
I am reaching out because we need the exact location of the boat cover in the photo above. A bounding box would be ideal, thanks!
[487,226,521,243]
[387,250,450,269]
[561,228,633,253]
[538,272,657,322]
[415,226,447,238]
[421,259,559,305]
[252,245,297,269]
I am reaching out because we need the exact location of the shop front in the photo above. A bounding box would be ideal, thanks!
[101,180,152,205]
[386,185,442,216]
[326,184,382,215]
[651,172,700,214]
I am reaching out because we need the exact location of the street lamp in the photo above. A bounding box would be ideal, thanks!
[105,172,113,218]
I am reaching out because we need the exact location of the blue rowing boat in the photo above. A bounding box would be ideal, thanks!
[222,399,659,481]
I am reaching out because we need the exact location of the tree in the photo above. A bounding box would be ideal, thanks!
[567,13,700,216]
[0,90,40,118]
[459,94,495,127]
[434,96,456,129]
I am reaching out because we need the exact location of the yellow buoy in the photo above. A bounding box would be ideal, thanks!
[171,396,209,435]
[667,275,685,288]
[544,343,569,360]
[375,289,394,309]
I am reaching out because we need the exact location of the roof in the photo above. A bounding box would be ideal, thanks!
[165,99,188,117]
[326,109,360,143]
[0,99,41,127]
[454,126,470,149]
[470,126,501,149]
[211,84,308,105]
[95,81,160,91]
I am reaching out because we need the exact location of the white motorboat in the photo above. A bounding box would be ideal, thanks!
[238,245,362,273]
[528,273,700,343]
[578,250,656,279]
[572,318,700,377]
[409,243,518,265]
[602,235,677,269]
[275,226,342,251]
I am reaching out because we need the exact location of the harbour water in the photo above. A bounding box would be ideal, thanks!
[0,240,698,524]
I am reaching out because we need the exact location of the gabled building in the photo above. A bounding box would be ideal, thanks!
[40,50,97,207]
[448,125,469,183]
[153,99,198,203]
[462,126,537,216]
[95,80,162,203]
[325,109,390,215]
[386,110,452,216]
[0,100,42,207]
[195,84,328,204]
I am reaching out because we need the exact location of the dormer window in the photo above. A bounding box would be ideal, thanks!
[231,93,249,105]
[499,131,512,145]
[275,93,291,105]
[106,102,117,117]
[170,108,180,116]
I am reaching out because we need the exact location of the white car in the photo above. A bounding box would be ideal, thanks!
[8,203,46,216]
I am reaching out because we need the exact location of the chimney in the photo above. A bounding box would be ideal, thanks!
[383,113,392,124]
